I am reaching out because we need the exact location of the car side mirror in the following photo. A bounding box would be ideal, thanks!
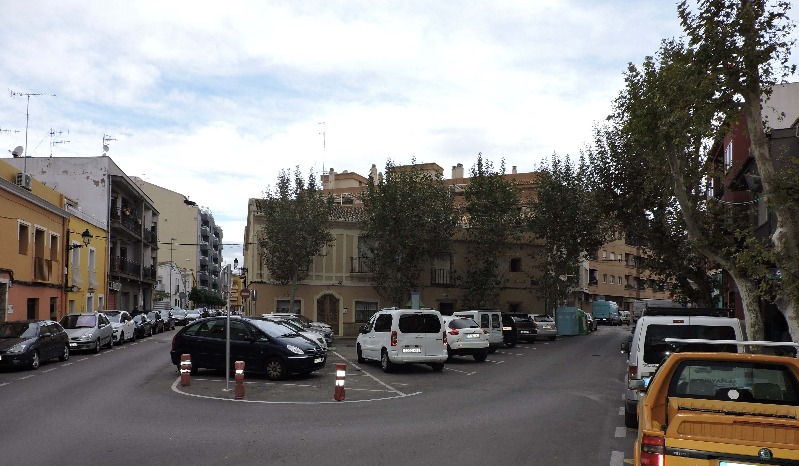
[359,325,368,334]
[630,379,648,391]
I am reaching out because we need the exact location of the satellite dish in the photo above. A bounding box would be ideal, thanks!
[103,144,109,152]
[11,146,23,157]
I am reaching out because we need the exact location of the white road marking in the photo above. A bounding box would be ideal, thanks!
[618,406,624,415]
[331,350,407,396]
[0,382,10,388]
[444,367,476,376]
[77,358,89,362]
[610,450,625,466]
[42,368,59,373]
[615,426,627,438]
[18,375,35,380]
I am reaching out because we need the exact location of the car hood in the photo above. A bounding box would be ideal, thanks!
[64,328,94,338]
[0,337,33,351]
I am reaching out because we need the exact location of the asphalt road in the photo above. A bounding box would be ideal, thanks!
[0,324,637,466]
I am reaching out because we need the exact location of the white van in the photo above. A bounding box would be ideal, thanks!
[453,310,504,351]
[356,308,447,372]
[622,308,744,428]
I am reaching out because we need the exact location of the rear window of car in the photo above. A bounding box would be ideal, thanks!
[398,313,441,333]
[668,360,799,405]
[643,324,737,365]
[532,315,554,322]
[184,319,226,339]
[448,318,479,329]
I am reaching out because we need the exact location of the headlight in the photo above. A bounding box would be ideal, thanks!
[77,333,94,341]
[286,344,304,355]
[7,342,30,354]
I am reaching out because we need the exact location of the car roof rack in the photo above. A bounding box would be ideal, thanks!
[642,307,735,318]
[664,337,799,350]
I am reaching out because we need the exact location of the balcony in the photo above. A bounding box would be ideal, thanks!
[88,270,98,289]
[430,268,455,286]
[110,256,142,277]
[350,256,374,274]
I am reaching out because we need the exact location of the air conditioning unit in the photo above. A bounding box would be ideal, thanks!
[109,281,122,291]
[15,172,32,191]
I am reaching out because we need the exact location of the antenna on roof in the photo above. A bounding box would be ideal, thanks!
[102,134,117,155]
[49,128,70,157]
[318,121,326,173]
[10,89,56,174]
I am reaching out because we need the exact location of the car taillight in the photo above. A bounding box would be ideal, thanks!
[627,365,638,388]
[442,331,447,345]
[640,435,664,465]
[391,330,397,347]
[448,328,459,335]
[532,322,539,330]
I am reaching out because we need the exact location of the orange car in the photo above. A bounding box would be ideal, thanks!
[632,344,799,465]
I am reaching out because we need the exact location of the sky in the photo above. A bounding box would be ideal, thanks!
[1,1,791,267]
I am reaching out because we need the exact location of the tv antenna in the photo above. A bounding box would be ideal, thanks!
[0,127,20,134]
[318,121,326,172]
[10,90,56,159]
[102,134,117,155]
[49,128,70,157]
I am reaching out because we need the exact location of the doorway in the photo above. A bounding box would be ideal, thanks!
[316,294,339,334]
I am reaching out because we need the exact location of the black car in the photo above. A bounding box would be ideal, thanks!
[0,320,70,370]
[500,314,518,348]
[506,314,538,343]
[132,314,154,338]
[146,311,165,334]
[170,316,327,380]
[159,310,175,331]
[171,309,189,326]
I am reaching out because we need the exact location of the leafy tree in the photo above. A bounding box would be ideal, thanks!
[528,154,610,311]
[590,0,798,341]
[361,160,457,307]
[459,155,521,309]
[257,167,334,310]
[189,287,225,307]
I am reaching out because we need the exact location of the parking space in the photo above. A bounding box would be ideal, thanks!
[170,339,548,403]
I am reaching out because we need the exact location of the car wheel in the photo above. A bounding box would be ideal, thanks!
[380,349,394,373]
[446,346,453,361]
[548,336,556,341]
[106,335,114,348]
[59,345,69,362]
[430,362,444,372]
[624,406,638,428]
[473,350,488,362]
[118,332,124,345]
[265,357,285,381]
[505,341,516,348]
[94,340,101,354]
[31,350,40,370]
[356,345,365,363]
[132,331,137,342]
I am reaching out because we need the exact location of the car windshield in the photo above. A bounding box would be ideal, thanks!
[448,318,479,329]
[643,324,738,365]
[105,313,122,323]
[60,314,96,329]
[172,310,187,316]
[132,315,147,323]
[250,319,298,339]
[272,319,304,333]
[669,360,799,405]
[532,315,554,322]
[146,312,158,320]
[0,322,39,338]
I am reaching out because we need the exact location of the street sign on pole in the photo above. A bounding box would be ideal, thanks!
[240,289,250,299]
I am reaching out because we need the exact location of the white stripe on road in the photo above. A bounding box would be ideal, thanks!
[610,450,624,466]
[42,368,58,373]
[330,350,408,397]
[618,406,624,415]
[615,426,627,438]
[0,382,10,388]
[17,375,35,380]
[444,367,476,376]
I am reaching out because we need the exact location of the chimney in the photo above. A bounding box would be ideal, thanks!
[452,163,464,179]
[328,168,336,190]
[370,164,378,182]
[512,166,517,174]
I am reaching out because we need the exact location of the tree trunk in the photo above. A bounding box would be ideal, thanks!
[289,271,298,313]
[728,270,765,342]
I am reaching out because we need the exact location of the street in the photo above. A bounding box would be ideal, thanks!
[0,325,636,465]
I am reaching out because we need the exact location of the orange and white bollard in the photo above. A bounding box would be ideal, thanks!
[334,363,345,401]
[234,360,245,400]
[180,354,191,387]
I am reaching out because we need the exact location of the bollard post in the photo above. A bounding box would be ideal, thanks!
[180,354,192,387]
[234,360,245,400]
[334,363,345,401]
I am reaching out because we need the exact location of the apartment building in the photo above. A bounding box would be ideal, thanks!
[4,156,159,312]
[132,178,225,303]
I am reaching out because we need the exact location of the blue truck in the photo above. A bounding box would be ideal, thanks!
[591,300,620,325]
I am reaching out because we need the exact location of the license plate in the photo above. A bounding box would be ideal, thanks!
[520,330,529,334]
[314,357,324,364]
[69,343,77,347]
[402,348,421,353]
[466,334,480,338]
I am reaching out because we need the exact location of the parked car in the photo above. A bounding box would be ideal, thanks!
[268,313,334,345]
[529,314,558,341]
[145,311,165,334]
[132,314,154,338]
[159,310,176,331]
[506,313,537,343]
[452,310,504,352]
[105,310,136,344]
[60,313,114,353]
[171,309,189,326]
[185,309,202,324]
[264,312,333,346]
[170,316,327,380]
[441,316,489,362]
[0,320,70,369]
[500,313,518,348]
[584,312,597,332]
[619,310,632,325]
[621,307,744,428]
[261,316,328,350]
[632,344,799,465]
[357,308,447,372]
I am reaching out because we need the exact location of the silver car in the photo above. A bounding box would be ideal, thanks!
[529,314,558,341]
[59,313,115,353]
[442,316,489,361]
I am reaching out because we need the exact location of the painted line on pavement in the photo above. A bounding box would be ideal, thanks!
[445,367,477,376]
[615,426,627,438]
[331,350,407,396]
[610,450,624,466]
[618,406,624,415]
[42,367,59,373]
[17,375,34,380]
[0,382,10,388]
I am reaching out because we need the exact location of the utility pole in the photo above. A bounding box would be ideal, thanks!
[170,238,176,308]
[10,90,56,173]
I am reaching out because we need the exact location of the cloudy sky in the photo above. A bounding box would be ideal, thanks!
[2,1,790,266]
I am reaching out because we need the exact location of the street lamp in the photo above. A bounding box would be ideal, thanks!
[67,229,93,250]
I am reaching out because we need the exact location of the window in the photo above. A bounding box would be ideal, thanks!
[18,222,30,255]
[510,257,522,272]
[603,274,607,283]
[618,276,622,285]
[374,314,392,332]
[602,250,607,259]
[355,301,378,322]
[49,233,59,261]
[276,300,301,313]
[230,321,251,341]
[398,313,441,333]
[669,360,799,404]
[643,324,737,365]
[610,276,615,284]
[610,252,615,261]
[724,141,733,171]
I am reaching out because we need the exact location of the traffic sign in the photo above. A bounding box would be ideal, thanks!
[240,289,250,299]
